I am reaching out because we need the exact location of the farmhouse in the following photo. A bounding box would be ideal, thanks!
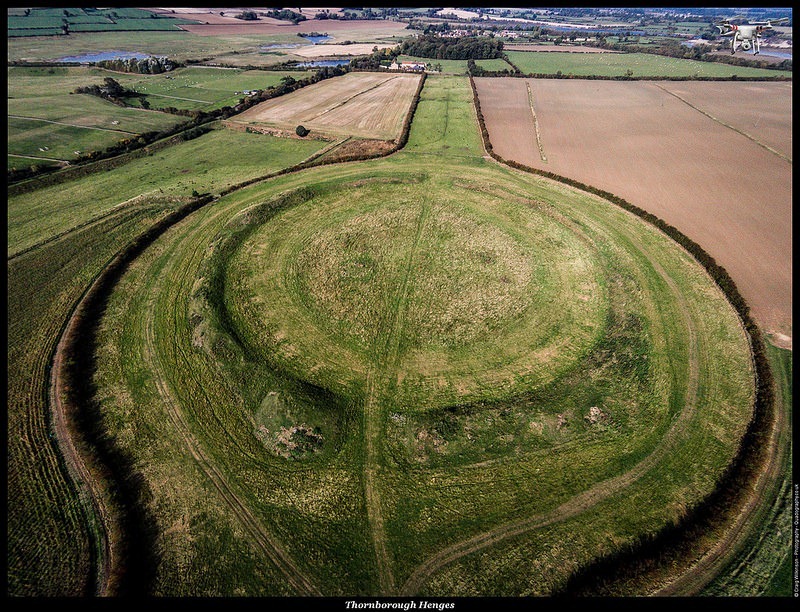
[389,61,427,72]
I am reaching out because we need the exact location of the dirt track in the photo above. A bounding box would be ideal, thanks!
[400,211,705,594]
[139,212,321,596]
[476,78,792,347]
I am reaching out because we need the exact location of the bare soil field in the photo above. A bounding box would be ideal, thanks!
[504,44,620,53]
[177,19,410,39]
[476,78,792,345]
[231,72,422,140]
[655,81,792,160]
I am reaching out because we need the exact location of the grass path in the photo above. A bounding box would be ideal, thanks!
[399,197,703,595]
[364,199,430,594]
[140,210,321,596]
[653,342,784,595]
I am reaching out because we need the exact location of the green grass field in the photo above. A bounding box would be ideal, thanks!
[505,50,793,77]
[7,65,192,167]
[125,67,316,111]
[5,68,770,598]
[7,127,326,257]
[8,7,198,36]
[7,193,195,596]
[79,75,755,596]
[7,26,405,64]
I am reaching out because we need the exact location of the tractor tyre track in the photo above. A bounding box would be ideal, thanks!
[364,200,430,594]
[140,218,321,596]
[401,210,705,596]
[652,343,782,595]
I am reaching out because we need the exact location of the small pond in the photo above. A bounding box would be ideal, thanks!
[302,35,332,44]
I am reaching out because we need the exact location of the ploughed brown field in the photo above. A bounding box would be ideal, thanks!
[230,72,422,141]
[475,77,792,346]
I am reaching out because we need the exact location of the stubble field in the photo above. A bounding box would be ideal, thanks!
[475,77,792,346]
[230,72,422,140]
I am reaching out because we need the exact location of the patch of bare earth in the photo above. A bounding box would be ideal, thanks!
[476,77,792,343]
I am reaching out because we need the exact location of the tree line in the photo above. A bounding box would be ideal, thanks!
[95,56,178,74]
[399,34,504,60]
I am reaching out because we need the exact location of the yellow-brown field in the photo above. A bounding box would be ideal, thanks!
[475,78,793,346]
[230,72,422,140]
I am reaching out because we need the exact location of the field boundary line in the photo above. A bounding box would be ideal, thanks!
[652,83,791,164]
[9,114,138,134]
[526,81,547,162]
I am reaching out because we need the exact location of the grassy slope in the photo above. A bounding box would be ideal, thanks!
[700,342,793,596]
[7,196,190,595]
[89,75,754,596]
[6,116,323,595]
[7,127,325,257]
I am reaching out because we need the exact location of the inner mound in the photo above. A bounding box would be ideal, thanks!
[295,200,535,351]
[224,178,606,407]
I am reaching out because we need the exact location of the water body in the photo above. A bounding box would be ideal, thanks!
[296,59,350,68]
[57,50,151,63]
[756,49,792,59]
[302,35,332,44]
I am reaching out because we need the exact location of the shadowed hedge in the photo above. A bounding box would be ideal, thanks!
[56,194,214,595]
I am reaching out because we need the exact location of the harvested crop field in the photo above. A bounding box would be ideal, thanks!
[230,72,422,140]
[475,78,792,344]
